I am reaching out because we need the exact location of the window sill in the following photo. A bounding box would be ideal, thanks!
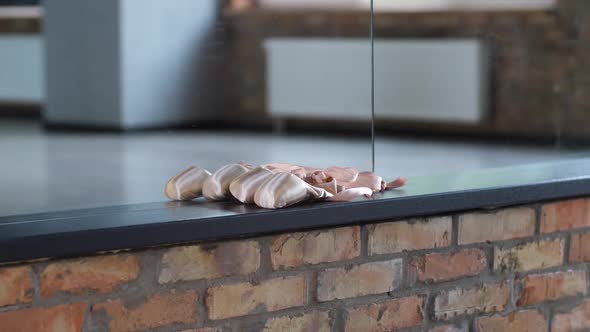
[1,158,590,264]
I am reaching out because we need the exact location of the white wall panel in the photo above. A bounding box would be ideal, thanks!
[0,35,43,103]
[265,38,488,124]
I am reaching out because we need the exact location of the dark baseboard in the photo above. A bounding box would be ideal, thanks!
[0,102,42,118]
[11,113,587,148]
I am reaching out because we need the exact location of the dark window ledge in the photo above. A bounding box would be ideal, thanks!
[2,158,590,263]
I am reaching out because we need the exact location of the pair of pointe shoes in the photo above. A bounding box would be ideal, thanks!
[165,163,406,209]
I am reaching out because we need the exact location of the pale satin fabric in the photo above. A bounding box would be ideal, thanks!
[254,172,331,209]
[165,166,212,201]
[329,187,374,202]
[165,162,406,209]
[202,164,250,200]
[229,166,275,204]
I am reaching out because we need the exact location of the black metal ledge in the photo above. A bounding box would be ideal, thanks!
[2,158,590,263]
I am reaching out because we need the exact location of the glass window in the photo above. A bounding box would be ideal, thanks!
[373,0,586,183]
[2,0,589,218]
[0,0,375,216]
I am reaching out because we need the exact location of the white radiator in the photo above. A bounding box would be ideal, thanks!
[0,35,44,103]
[265,38,488,124]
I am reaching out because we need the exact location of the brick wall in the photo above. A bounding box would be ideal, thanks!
[223,0,590,139]
[2,198,590,331]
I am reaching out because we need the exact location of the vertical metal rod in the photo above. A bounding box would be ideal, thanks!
[370,0,375,173]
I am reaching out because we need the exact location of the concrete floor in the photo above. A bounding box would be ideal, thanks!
[0,120,583,217]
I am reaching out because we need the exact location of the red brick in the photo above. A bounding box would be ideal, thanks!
[368,217,451,255]
[270,227,360,269]
[517,270,586,306]
[569,232,590,262]
[93,291,197,332]
[0,266,33,307]
[159,241,260,283]
[541,199,590,233]
[527,12,556,26]
[409,248,487,284]
[40,254,140,298]
[345,296,424,332]
[476,310,548,332]
[317,260,402,302]
[458,208,535,245]
[0,303,86,332]
[263,312,331,332]
[552,300,590,332]
[494,239,564,272]
[206,276,305,320]
[434,283,510,320]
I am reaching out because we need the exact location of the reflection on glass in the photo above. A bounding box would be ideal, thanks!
[0,0,374,216]
[374,0,587,180]
[2,0,590,217]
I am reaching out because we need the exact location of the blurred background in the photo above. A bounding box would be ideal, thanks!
[0,0,587,216]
